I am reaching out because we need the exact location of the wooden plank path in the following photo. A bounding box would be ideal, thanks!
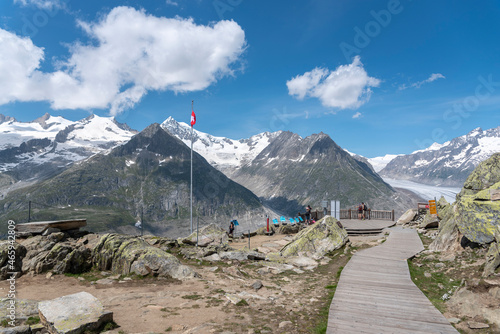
[327,226,459,334]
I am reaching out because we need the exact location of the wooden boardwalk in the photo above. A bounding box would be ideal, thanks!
[327,226,459,334]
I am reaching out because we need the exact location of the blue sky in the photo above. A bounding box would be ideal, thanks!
[1,0,499,157]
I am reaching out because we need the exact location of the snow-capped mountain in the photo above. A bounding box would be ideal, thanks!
[0,113,136,194]
[380,126,500,186]
[0,113,73,151]
[163,117,417,214]
[161,116,281,175]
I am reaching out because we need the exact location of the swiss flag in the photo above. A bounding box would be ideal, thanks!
[190,110,196,127]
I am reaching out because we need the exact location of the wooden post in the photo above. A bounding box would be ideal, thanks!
[392,209,395,221]
[348,209,351,220]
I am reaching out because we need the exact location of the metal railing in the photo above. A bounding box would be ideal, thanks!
[300,208,395,221]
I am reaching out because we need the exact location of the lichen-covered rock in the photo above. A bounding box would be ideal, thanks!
[219,250,266,262]
[0,241,26,280]
[38,292,113,334]
[255,226,276,235]
[429,213,462,252]
[277,224,299,235]
[434,154,500,245]
[420,213,440,229]
[0,325,31,334]
[179,244,231,260]
[279,216,348,259]
[483,241,500,277]
[455,181,500,244]
[397,208,417,225]
[437,196,454,221]
[459,153,500,198]
[142,235,178,251]
[183,223,228,247]
[483,226,500,277]
[92,234,197,280]
[20,239,91,275]
[0,299,38,324]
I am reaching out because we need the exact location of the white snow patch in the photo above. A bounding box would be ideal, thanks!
[367,154,402,172]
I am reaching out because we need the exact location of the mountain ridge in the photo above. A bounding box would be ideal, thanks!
[0,123,268,237]
[379,126,500,186]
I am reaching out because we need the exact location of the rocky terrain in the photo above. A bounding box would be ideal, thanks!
[0,217,354,334]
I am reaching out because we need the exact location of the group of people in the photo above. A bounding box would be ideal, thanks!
[358,202,368,220]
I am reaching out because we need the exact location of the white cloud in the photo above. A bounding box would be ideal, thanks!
[166,0,179,6]
[399,73,445,90]
[14,0,64,9]
[0,6,246,115]
[287,56,380,110]
[352,112,362,119]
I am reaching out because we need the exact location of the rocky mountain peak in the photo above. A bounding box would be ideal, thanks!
[0,114,16,124]
[32,113,52,129]
[139,123,164,139]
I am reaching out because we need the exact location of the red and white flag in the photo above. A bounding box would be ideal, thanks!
[190,110,196,127]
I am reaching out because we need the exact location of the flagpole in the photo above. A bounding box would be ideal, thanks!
[190,100,194,234]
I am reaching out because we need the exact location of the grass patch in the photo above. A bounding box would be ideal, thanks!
[181,294,202,300]
[310,256,348,334]
[408,259,457,313]
[102,321,119,331]
[26,316,40,325]
[235,299,249,307]
[1,319,10,327]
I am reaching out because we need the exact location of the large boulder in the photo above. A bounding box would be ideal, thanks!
[432,154,500,246]
[397,208,417,225]
[20,237,92,276]
[420,213,440,229]
[182,223,228,247]
[277,224,300,235]
[279,216,348,259]
[0,299,38,324]
[455,181,500,244]
[429,214,462,252]
[459,153,500,198]
[92,234,197,280]
[483,226,500,277]
[0,241,26,280]
[38,292,113,334]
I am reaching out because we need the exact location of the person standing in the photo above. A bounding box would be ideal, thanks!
[363,202,368,220]
[305,205,312,224]
[358,203,363,220]
[229,220,235,237]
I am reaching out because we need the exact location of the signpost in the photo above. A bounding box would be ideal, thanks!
[428,199,437,216]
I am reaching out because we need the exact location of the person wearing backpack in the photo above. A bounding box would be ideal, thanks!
[362,202,368,220]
